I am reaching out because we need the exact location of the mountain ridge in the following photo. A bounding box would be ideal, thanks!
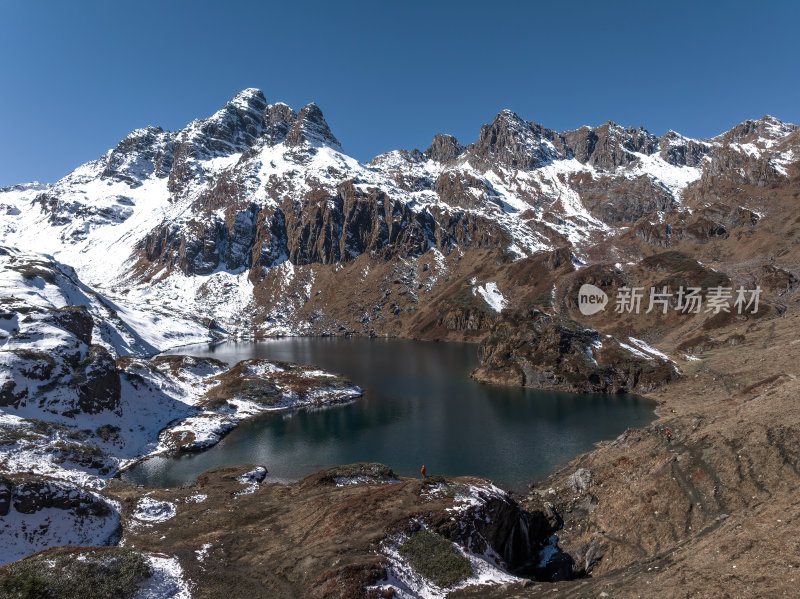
[0,88,797,351]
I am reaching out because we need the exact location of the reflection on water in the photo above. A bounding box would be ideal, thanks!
[122,338,656,493]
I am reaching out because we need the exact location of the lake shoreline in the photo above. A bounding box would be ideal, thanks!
[124,338,657,493]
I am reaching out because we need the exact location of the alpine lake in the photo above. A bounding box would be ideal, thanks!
[122,337,656,493]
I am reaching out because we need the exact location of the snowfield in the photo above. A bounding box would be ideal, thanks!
[0,246,361,566]
[133,554,192,599]
[0,479,121,565]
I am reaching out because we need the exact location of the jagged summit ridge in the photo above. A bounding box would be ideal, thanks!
[0,87,798,339]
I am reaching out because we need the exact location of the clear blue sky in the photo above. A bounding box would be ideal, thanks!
[1,0,798,186]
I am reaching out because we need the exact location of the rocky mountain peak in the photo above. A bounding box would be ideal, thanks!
[717,115,796,145]
[469,109,563,170]
[657,130,709,166]
[226,88,268,113]
[263,102,298,146]
[561,121,658,170]
[285,102,341,150]
[101,125,173,184]
[424,134,464,163]
[228,87,267,110]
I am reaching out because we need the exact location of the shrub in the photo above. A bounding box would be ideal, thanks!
[398,529,472,588]
[0,549,151,599]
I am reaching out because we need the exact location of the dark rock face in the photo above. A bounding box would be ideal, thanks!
[433,483,573,581]
[561,123,657,170]
[435,170,494,210]
[227,203,261,270]
[472,311,676,393]
[0,478,11,516]
[469,110,563,170]
[253,209,289,271]
[101,126,174,185]
[571,173,675,224]
[52,306,94,346]
[139,204,259,276]
[425,134,464,163]
[10,479,110,516]
[73,345,122,415]
[137,175,518,279]
[699,144,787,188]
[0,378,28,407]
[658,131,709,166]
[286,103,341,149]
[636,202,761,246]
[281,182,437,265]
[264,102,298,145]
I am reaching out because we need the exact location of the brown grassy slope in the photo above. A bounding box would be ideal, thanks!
[454,298,800,598]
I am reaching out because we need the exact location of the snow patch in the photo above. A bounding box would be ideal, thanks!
[472,281,507,313]
[132,497,176,524]
[134,555,191,599]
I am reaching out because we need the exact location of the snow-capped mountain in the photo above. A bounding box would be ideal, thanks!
[0,88,797,341]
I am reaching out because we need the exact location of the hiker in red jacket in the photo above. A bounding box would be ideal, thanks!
[420,464,426,478]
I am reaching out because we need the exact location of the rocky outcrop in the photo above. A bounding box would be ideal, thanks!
[73,345,121,415]
[571,173,675,224]
[468,110,564,170]
[472,311,676,393]
[658,130,709,166]
[286,102,341,150]
[425,133,464,163]
[0,475,120,565]
[562,123,657,170]
[9,478,111,516]
[137,176,518,279]
[101,126,174,185]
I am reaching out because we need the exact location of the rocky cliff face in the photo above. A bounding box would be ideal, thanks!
[472,311,676,394]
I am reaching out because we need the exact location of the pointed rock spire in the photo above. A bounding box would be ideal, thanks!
[469,109,563,169]
[264,102,297,146]
[226,88,268,115]
[424,134,464,163]
[286,102,341,150]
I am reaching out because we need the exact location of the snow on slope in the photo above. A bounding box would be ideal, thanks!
[0,480,120,565]
[134,555,192,599]
[0,247,362,492]
[472,281,508,313]
[0,246,210,356]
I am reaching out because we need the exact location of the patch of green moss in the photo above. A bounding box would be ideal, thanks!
[448,286,491,315]
[201,377,279,408]
[321,462,396,483]
[0,549,151,599]
[398,529,473,588]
